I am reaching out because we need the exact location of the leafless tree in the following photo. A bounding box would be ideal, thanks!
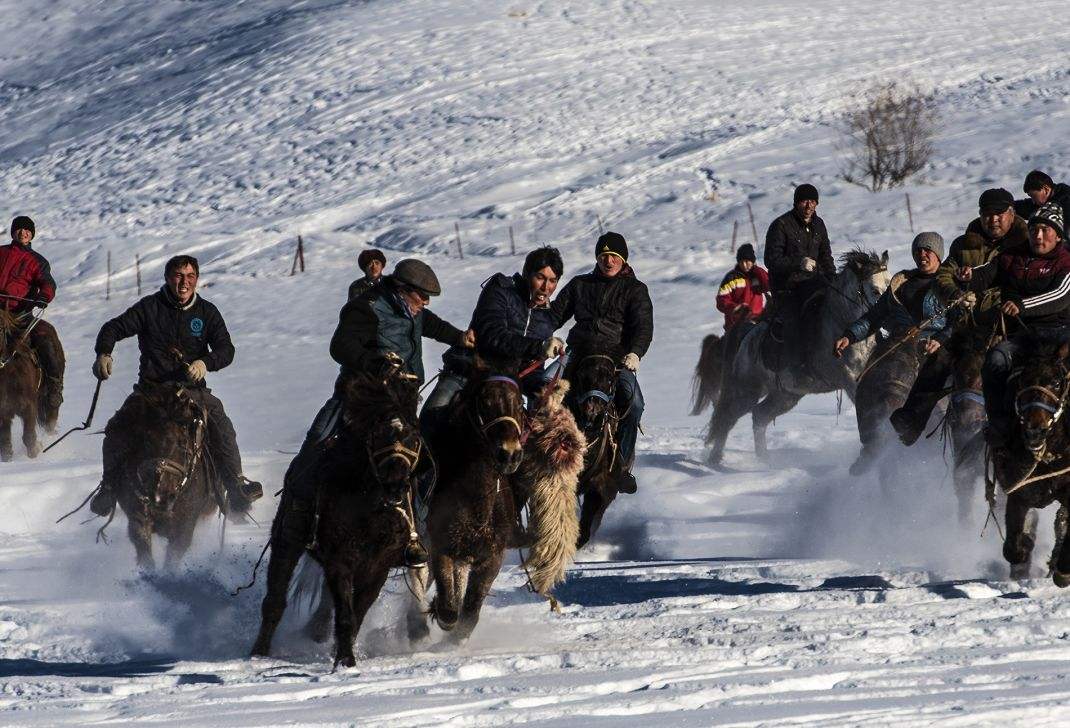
[839,80,939,192]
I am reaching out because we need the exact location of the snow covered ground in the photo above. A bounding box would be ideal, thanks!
[2,0,1070,724]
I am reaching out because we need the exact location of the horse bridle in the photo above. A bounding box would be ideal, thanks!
[1014,369,1070,455]
[574,354,620,407]
[367,417,423,481]
[472,374,528,444]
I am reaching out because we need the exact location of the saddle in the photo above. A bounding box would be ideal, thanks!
[759,288,826,373]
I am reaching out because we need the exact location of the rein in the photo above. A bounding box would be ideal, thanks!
[996,367,1070,496]
[0,309,44,370]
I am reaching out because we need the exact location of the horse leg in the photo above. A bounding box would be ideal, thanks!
[577,489,603,549]
[706,386,759,465]
[453,548,506,643]
[1050,504,1069,587]
[163,515,199,571]
[250,540,304,657]
[325,565,358,668]
[431,553,468,633]
[1003,495,1035,580]
[127,514,156,572]
[0,416,12,462]
[19,400,39,459]
[405,564,432,644]
[302,578,335,644]
[347,567,391,650]
[751,390,801,462]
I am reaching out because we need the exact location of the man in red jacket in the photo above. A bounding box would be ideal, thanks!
[716,244,770,330]
[0,216,65,429]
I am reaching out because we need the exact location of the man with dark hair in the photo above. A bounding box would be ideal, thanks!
[0,215,65,430]
[716,243,769,331]
[762,184,835,370]
[348,248,387,300]
[891,188,1030,444]
[1015,170,1070,228]
[89,255,262,520]
[552,232,653,494]
[420,246,566,436]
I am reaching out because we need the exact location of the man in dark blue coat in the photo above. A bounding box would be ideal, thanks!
[420,246,565,436]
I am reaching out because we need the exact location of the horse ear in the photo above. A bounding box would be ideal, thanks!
[881,250,889,267]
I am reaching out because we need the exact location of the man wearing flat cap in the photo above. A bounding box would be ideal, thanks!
[891,188,1029,445]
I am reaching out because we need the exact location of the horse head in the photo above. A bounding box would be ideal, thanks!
[838,248,890,313]
[134,386,206,513]
[466,356,526,474]
[1012,342,1070,456]
[365,414,423,505]
[566,353,618,435]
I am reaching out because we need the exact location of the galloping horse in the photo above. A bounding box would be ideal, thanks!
[699,250,890,465]
[252,374,424,667]
[0,310,41,461]
[992,342,1070,585]
[105,382,220,570]
[565,352,626,547]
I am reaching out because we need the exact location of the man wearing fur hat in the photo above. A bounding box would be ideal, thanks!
[891,188,1029,444]
[834,232,950,474]
[762,184,835,371]
[716,243,770,331]
[0,215,65,430]
[348,248,386,300]
[551,232,654,494]
[955,202,1070,448]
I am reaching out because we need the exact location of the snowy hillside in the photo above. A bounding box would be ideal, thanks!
[3,0,1070,724]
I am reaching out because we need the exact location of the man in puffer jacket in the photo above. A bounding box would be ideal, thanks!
[716,243,770,331]
[551,231,654,494]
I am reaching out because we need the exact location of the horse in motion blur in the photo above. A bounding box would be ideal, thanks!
[698,250,890,465]
[0,310,41,461]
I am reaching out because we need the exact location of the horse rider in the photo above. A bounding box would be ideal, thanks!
[284,258,473,566]
[763,184,836,371]
[955,202,1070,451]
[716,243,770,332]
[891,188,1030,444]
[1015,170,1070,228]
[0,215,65,425]
[834,232,950,473]
[89,255,263,520]
[420,245,565,442]
[348,248,386,300]
[551,231,654,495]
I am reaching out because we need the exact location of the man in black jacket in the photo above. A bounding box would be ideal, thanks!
[551,232,654,494]
[89,255,262,519]
[1014,170,1070,226]
[763,184,835,370]
[421,246,565,435]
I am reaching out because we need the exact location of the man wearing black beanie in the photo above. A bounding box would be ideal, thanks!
[762,184,835,370]
[716,243,770,331]
[552,231,654,494]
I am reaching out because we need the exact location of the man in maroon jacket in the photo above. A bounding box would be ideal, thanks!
[0,216,65,429]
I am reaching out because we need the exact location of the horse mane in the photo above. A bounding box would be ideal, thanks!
[340,373,419,432]
[838,248,885,278]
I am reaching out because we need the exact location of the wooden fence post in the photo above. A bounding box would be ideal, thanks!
[731,220,738,254]
[905,193,915,233]
[747,202,759,244]
[454,222,464,259]
[290,235,305,275]
[509,225,516,255]
[135,253,141,296]
[106,251,111,301]
[596,214,605,235]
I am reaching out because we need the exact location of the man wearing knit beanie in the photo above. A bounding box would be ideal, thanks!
[0,215,65,430]
[762,184,835,371]
[552,230,654,494]
[716,243,770,331]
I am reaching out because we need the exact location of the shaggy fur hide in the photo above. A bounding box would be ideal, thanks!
[515,379,585,596]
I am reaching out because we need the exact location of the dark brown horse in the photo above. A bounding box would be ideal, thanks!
[406,361,527,644]
[107,383,220,570]
[252,374,424,667]
[994,342,1070,585]
[565,352,624,548]
[0,310,41,461]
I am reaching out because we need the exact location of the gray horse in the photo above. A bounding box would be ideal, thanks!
[701,249,890,465]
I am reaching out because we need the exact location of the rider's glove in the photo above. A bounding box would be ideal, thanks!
[960,291,977,310]
[92,353,113,381]
[378,352,405,379]
[621,352,641,372]
[543,336,565,359]
[801,257,817,273]
[186,360,207,383]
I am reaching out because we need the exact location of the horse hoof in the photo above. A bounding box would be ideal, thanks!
[1053,571,1070,588]
[1009,562,1031,581]
[250,644,271,658]
[334,654,357,669]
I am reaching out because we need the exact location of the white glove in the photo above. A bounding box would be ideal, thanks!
[801,257,817,273]
[92,354,113,381]
[186,360,207,382]
[960,291,977,310]
[622,353,640,372]
[543,336,565,358]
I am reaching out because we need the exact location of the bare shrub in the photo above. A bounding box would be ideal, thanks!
[839,80,939,192]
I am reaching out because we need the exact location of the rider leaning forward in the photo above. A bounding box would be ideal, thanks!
[0,215,65,428]
[551,231,653,494]
[89,255,263,520]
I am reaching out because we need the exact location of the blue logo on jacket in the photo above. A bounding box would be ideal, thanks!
[190,317,204,336]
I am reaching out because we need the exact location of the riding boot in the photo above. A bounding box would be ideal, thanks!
[89,482,117,517]
[225,475,264,523]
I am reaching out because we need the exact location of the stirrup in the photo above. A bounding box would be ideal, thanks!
[403,540,428,568]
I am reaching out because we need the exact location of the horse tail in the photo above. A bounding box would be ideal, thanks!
[690,333,724,415]
[522,381,584,596]
[287,553,325,615]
